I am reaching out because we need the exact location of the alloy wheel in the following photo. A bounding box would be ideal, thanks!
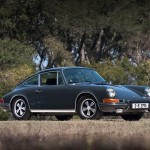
[14,99,26,118]
[80,99,97,118]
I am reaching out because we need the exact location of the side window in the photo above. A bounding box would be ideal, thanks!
[40,71,65,86]
[41,72,57,86]
[25,75,38,85]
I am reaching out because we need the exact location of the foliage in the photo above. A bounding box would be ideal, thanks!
[0,0,58,40]
[0,108,9,121]
[0,39,34,69]
[0,0,150,64]
[0,39,35,97]
[1,0,150,38]
[0,64,34,97]
[135,60,150,85]
[85,59,150,85]
[44,36,74,67]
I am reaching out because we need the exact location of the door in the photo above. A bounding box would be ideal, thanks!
[37,71,73,110]
[23,74,40,109]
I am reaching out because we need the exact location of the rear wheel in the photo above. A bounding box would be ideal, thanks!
[11,97,31,120]
[121,113,144,121]
[55,115,73,121]
[77,96,102,120]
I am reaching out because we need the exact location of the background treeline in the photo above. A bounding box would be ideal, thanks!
[0,0,150,98]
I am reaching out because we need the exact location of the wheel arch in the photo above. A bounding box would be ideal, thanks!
[10,95,31,110]
[75,92,98,111]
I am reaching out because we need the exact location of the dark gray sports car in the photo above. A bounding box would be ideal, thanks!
[0,67,150,121]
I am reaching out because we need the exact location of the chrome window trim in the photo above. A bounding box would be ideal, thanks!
[57,71,58,85]
[38,74,40,86]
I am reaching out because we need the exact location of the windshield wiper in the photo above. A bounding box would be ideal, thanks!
[68,81,92,84]
[68,81,79,84]
[95,81,110,85]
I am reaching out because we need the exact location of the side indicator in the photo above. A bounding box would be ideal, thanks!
[103,99,119,103]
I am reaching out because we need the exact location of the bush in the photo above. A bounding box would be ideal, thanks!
[0,39,34,69]
[0,108,9,121]
[85,59,150,86]
[0,64,34,97]
[135,60,150,85]
[0,39,35,97]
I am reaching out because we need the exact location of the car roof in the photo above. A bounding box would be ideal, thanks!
[16,66,92,86]
[38,66,92,74]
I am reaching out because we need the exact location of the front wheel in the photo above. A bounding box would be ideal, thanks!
[11,98,31,120]
[55,115,73,121]
[121,113,144,121]
[77,96,102,120]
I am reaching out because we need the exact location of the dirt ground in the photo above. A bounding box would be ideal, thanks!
[0,118,150,150]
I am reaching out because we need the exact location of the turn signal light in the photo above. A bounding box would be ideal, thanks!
[0,98,4,104]
[103,99,119,103]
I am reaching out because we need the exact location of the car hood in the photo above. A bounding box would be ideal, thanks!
[91,83,150,102]
[110,85,149,102]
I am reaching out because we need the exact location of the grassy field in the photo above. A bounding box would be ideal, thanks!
[0,118,150,150]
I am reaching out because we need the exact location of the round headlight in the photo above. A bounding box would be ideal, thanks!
[106,88,115,98]
[145,87,150,97]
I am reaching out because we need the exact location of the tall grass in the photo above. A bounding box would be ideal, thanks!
[0,119,150,149]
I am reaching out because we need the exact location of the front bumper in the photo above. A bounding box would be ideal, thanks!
[98,102,149,114]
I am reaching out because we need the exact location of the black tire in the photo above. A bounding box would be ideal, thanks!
[77,96,103,120]
[121,113,144,121]
[55,115,73,121]
[11,97,31,120]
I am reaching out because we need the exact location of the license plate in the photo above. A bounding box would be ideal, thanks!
[132,103,149,109]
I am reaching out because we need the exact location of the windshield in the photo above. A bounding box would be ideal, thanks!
[63,68,105,84]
